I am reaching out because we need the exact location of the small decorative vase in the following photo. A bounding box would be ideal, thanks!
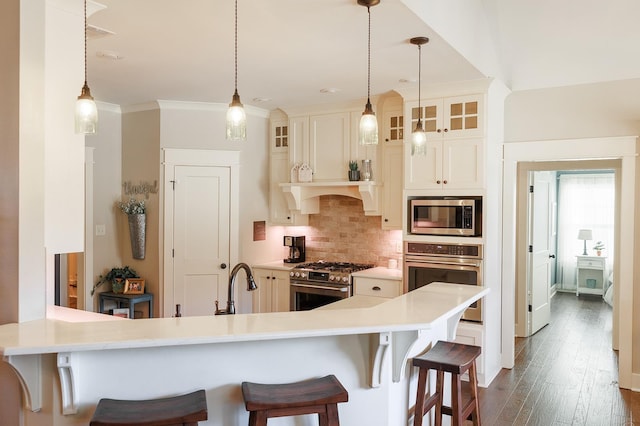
[112,278,125,294]
[597,250,602,256]
[128,213,146,260]
[348,170,360,181]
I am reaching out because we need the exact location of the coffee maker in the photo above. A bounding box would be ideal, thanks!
[283,236,305,263]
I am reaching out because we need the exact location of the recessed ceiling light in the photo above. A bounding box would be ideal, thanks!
[96,50,123,60]
[320,88,341,94]
[399,78,417,84]
[252,97,272,102]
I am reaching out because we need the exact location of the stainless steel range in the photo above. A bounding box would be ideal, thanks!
[289,261,374,311]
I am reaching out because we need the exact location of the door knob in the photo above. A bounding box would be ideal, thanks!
[220,263,227,269]
[549,254,556,259]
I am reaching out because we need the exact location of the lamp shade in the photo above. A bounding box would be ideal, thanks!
[577,229,593,240]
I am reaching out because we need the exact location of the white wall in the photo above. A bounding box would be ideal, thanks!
[86,104,123,309]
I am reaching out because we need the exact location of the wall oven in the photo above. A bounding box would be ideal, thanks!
[289,262,373,311]
[404,242,483,322]
[409,196,482,236]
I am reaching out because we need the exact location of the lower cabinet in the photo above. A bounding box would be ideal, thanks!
[252,268,291,313]
[454,321,485,385]
[353,276,402,298]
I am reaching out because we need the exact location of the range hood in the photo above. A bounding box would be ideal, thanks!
[279,181,380,216]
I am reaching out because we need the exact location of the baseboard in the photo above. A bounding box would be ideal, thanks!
[632,372,640,392]
[550,283,557,298]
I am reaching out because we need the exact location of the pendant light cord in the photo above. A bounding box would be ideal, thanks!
[83,0,88,86]
[234,0,238,92]
[417,43,421,118]
[366,5,371,103]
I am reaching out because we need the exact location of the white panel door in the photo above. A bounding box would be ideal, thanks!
[172,166,230,316]
[528,171,553,335]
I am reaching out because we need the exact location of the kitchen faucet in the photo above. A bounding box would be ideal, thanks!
[214,262,257,315]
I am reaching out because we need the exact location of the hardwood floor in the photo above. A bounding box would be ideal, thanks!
[477,292,640,425]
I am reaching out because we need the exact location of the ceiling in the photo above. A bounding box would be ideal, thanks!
[86,0,640,112]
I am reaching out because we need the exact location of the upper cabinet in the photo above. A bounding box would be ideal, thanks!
[308,112,351,182]
[381,96,404,229]
[405,94,485,191]
[269,118,308,225]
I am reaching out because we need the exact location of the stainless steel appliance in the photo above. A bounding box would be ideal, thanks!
[290,261,373,311]
[409,196,482,236]
[404,242,483,322]
[283,235,305,263]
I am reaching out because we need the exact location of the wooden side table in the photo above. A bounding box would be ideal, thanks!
[99,292,154,319]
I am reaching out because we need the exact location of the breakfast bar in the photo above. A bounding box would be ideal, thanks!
[0,283,488,426]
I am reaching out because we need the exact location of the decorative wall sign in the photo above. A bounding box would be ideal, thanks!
[123,180,159,199]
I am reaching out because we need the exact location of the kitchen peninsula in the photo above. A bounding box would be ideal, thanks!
[0,283,487,426]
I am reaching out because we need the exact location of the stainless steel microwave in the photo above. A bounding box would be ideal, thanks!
[409,197,482,236]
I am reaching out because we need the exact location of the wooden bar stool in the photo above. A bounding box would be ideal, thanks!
[412,341,481,426]
[90,389,207,426]
[241,374,348,426]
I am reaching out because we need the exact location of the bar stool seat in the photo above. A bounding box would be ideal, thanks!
[412,341,481,426]
[90,389,207,426]
[241,374,348,426]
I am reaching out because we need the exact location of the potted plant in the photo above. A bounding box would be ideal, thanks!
[119,198,146,259]
[348,160,360,181]
[92,266,139,295]
[593,241,605,256]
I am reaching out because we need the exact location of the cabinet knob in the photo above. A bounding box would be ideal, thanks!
[437,129,442,133]
[436,180,441,184]
[287,216,291,220]
[384,218,388,222]
[443,128,449,133]
[220,263,227,269]
[443,180,448,184]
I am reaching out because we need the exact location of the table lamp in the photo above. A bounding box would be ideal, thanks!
[577,229,593,255]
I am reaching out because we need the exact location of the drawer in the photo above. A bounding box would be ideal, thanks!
[577,259,604,269]
[354,277,402,298]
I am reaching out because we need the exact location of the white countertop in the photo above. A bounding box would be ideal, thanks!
[252,260,295,270]
[351,266,402,280]
[0,283,488,357]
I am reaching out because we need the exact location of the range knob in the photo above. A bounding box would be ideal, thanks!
[294,272,300,278]
[290,271,295,277]
[342,276,349,283]
[300,272,307,279]
[329,275,336,281]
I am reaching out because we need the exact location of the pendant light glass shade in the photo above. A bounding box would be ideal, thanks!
[410,36,429,156]
[226,0,246,141]
[358,0,379,145]
[75,0,97,134]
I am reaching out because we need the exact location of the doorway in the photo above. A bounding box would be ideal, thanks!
[502,136,636,390]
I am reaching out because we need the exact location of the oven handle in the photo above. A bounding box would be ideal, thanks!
[404,257,482,268]
[291,282,349,292]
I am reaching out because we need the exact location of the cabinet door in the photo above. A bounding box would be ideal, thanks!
[404,139,442,190]
[252,269,272,313]
[289,116,309,167]
[444,95,484,138]
[382,145,403,229]
[269,152,308,225]
[309,112,350,181]
[442,138,484,189]
[411,99,443,138]
[271,271,291,312]
[271,121,289,154]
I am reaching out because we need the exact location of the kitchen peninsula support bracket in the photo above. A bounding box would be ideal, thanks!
[57,352,78,414]
[4,354,42,412]
[280,181,379,215]
[369,332,391,387]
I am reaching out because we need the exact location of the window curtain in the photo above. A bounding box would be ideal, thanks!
[557,173,614,289]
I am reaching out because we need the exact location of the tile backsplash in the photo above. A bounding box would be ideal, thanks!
[299,195,402,267]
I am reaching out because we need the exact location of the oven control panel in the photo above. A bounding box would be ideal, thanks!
[405,242,482,259]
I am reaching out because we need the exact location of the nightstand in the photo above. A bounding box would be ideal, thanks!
[576,255,606,297]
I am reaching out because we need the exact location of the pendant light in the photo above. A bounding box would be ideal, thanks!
[75,0,98,134]
[358,0,379,146]
[410,36,429,156]
[226,0,246,141]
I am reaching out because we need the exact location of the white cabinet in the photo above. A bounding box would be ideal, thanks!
[308,112,351,182]
[576,255,607,296]
[354,276,402,298]
[380,99,403,229]
[269,119,308,225]
[404,94,484,190]
[252,267,291,313]
[454,322,485,384]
